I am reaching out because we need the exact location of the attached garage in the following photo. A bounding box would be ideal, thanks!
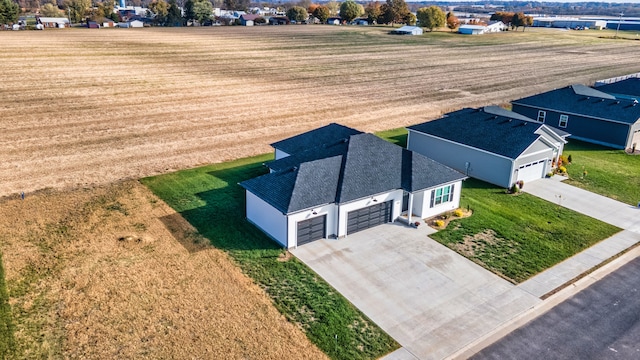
[347,201,392,235]
[517,159,547,183]
[296,215,326,246]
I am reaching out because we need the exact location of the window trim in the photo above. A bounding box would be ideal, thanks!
[537,110,546,123]
[559,114,568,128]
[430,184,455,208]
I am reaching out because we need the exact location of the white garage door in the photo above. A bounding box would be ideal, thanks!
[517,160,546,183]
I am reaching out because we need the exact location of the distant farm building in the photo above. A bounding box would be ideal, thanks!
[459,21,505,35]
[37,17,70,28]
[532,17,606,30]
[390,26,423,35]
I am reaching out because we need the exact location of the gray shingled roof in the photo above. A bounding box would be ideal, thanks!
[240,132,466,214]
[270,123,362,155]
[512,84,640,125]
[596,78,640,99]
[407,107,563,159]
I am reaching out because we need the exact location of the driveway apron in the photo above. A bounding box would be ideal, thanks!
[291,223,540,360]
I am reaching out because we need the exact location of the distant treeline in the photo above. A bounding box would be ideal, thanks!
[399,2,640,17]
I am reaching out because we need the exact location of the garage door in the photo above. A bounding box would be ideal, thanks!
[347,201,392,235]
[517,159,546,183]
[297,215,326,246]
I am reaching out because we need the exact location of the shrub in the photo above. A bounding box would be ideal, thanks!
[560,155,569,165]
[453,209,464,217]
[517,180,524,189]
[558,166,567,173]
[547,172,554,178]
[510,184,520,193]
[434,219,445,227]
[567,154,572,163]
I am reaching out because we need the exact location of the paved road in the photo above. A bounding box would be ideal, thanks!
[472,257,640,360]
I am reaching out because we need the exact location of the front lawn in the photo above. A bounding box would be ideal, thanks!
[141,154,399,360]
[563,140,640,206]
[430,179,621,283]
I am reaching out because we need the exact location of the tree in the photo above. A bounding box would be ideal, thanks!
[183,0,195,24]
[445,11,459,32]
[490,11,514,26]
[166,0,182,26]
[148,0,169,25]
[364,1,380,24]
[40,3,64,17]
[379,0,409,25]
[286,6,308,23]
[339,0,362,23]
[512,12,532,31]
[312,5,329,23]
[416,5,444,32]
[0,0,19,24]
[65,0,90,23]
[325,0,339,16]
[192,0,212,24]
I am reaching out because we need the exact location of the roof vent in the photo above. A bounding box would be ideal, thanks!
[616,101,621,104]
[521,122,527,126]
[634,99,639,104]
[508,119,512,122]
[494,115,498,119]
[600,98,605,102]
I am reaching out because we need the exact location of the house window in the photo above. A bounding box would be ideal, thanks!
[537,110,546,123]
[559,114,568,128]
[430,184,455,208]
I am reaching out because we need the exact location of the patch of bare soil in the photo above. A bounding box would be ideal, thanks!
[452,229,501,258]
[0,181,326,359]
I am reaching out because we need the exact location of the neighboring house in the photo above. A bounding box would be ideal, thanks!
[407,106,570,188]
[87,21,100,28]
[594,77,640,101]
[327,17,341,25]
[486,21,506,32]
[129,19,144,28]
[102,18,116,27]
[512,84,640,151]
[240,123,466,248]
[240,14,262,26]
[390,26,423,35]
[38,17,70,28]
[269,16,289,25]
[353,18,368,25]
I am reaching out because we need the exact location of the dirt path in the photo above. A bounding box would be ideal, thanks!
[0,181,327,359]
[1,26,639,198]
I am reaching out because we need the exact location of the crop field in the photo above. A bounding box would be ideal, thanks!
[1,26,640,198]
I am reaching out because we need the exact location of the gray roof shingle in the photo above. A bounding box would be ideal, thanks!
[240,131,466,214]
[270,123,362,155]
[407,107,567,159]
[596,78,640,100]
[512,84,640,125]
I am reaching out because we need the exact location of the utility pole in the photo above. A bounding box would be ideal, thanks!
[616,12,623,38]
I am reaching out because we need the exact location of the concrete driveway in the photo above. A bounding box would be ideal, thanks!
[291,223,540,360]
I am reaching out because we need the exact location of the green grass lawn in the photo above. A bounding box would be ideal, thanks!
[375,128,407,147]
[141,154,399,360]
[430,179,621,283]
[0,254,16,359]
[562,140,640,206]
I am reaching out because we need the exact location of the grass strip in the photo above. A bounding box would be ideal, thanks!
[141,154,399,360]
[430,179,621,283]
[563,140,640,206]
[0,253,16,358]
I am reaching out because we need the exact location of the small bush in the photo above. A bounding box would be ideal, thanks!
[560,155,569,165]
[453,209,464,217]
[434,220,445,227]
[517,180,524,189]
[510,184,520,193]
[567,154,572,163]
[558,166,567,173]
[547,172,554,178]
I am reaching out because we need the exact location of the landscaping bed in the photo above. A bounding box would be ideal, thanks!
[141,154,399,360]
[430,179,621,283]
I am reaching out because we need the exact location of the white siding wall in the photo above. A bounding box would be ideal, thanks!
[414,181,463,219]
[286,203,337,248]
[337,190,404,237]
[245,191,288,247]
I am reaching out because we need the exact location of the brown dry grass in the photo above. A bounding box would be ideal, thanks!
[1,26,640,198]
[0,181,327,359]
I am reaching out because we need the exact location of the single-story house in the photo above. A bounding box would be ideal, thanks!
[240,123,467,248]
[512,84,640,151]
[407,106,570,188]
[38,17,69,28]
[269,16,289,25]
[594,77,640,101]
[327,17,341,25]
[240,14,262,26]
[87,21,100,28]
[390,25,423,35]
[129,19,144,28]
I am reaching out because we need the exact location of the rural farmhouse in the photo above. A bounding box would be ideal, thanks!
[240,124,466,249]
[512,84,640,151]
[407,106,569,188]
